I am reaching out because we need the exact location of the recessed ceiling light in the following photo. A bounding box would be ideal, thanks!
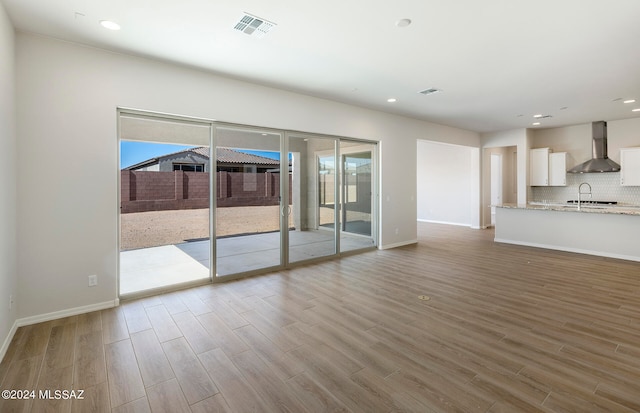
[100,20,120,30]
[624,99,636,104]
[560,106,568,110]
[387,98,397,103]
[532,122,541,126]
[533,114,543,118]
[396,18,412,28]
[632,108,640,112]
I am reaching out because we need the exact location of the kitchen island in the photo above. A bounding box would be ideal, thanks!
[495,203,640,262]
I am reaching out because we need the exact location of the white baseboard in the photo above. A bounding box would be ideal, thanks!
[16,299,120,328]
[417,219,472,227]
[494,238,640,263]
[379,239,418,250]
[0,320,19,364]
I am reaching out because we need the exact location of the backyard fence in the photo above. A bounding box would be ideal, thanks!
[120,170,291,213]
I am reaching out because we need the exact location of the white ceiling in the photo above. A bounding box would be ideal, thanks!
[4,0,640,133]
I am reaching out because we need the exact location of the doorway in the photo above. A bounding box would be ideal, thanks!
[118,110,378,295]
[214,125,284,277]
[490,153,502,226]
[118,112,213,295]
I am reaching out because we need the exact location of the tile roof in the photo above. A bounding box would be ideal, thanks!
[215,147,280,165]
[125,146,281,170]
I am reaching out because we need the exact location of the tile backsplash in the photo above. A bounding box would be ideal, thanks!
[531,172,640,205]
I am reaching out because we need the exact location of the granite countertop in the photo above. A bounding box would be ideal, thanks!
[496,202,640,216]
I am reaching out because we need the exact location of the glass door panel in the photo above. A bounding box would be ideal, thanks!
[287,135,337,263]
[118,113,212,295]
[214,126,283,276]
[340,141,376,252]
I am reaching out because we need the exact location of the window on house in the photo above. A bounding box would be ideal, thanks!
[173,163,204,172]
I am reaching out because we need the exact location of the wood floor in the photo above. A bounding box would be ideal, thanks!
[2,222,640,412]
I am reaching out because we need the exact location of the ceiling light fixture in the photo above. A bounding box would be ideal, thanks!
[396,18,412,28]
[387,98,397,103]
[100,20,121,30]
[532,122,541,126]
[533,114,543,118]
[624,99,636,104]
[632,108,640,112]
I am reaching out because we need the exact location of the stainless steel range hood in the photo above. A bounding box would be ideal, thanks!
[568,121,621,173]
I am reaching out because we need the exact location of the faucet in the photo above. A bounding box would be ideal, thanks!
[578,182,592,211]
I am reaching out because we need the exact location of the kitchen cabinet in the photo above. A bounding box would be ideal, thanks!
[549,152,568,186]
[620,147,640,186]
[530,148,567,186]
[530,148,550,186]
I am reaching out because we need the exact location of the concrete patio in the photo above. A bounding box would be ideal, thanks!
[120,229,374,295]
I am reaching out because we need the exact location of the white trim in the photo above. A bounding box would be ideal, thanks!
[0,320,19,363]
[494,238,640,263]
[379,239,418,250]
[417,219,472,227]
[16,299,119,328]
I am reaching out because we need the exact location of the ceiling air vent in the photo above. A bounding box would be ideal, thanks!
[234,13,276,38]
[418,88,442,95]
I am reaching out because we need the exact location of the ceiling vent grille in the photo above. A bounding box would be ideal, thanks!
[234,13,276,38]
[418,88,442,95]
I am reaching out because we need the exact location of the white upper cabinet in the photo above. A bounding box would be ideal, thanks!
[620,147,640,186]
[530,148,550,186]
[530,148,567,187]
[549,152,568,186]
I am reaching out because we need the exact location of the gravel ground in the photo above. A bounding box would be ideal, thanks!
[120,206,285,250]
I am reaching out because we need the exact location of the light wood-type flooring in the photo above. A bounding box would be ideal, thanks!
[2,222,640,412]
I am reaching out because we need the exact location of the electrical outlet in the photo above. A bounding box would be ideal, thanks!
[88,274,98,287]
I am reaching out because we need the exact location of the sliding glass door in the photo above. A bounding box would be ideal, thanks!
[118,112,212,295]
[214,125,284,277]
[119,110,378,292]
[340,141,376,252]
[287,134,338,264]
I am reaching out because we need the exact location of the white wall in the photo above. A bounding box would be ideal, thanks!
[416,141,475,226]
[15,33,479,320]
[0,2,17,359]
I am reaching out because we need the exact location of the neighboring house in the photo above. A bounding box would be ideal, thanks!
[124,146,281,173]
[120,147,290,212]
